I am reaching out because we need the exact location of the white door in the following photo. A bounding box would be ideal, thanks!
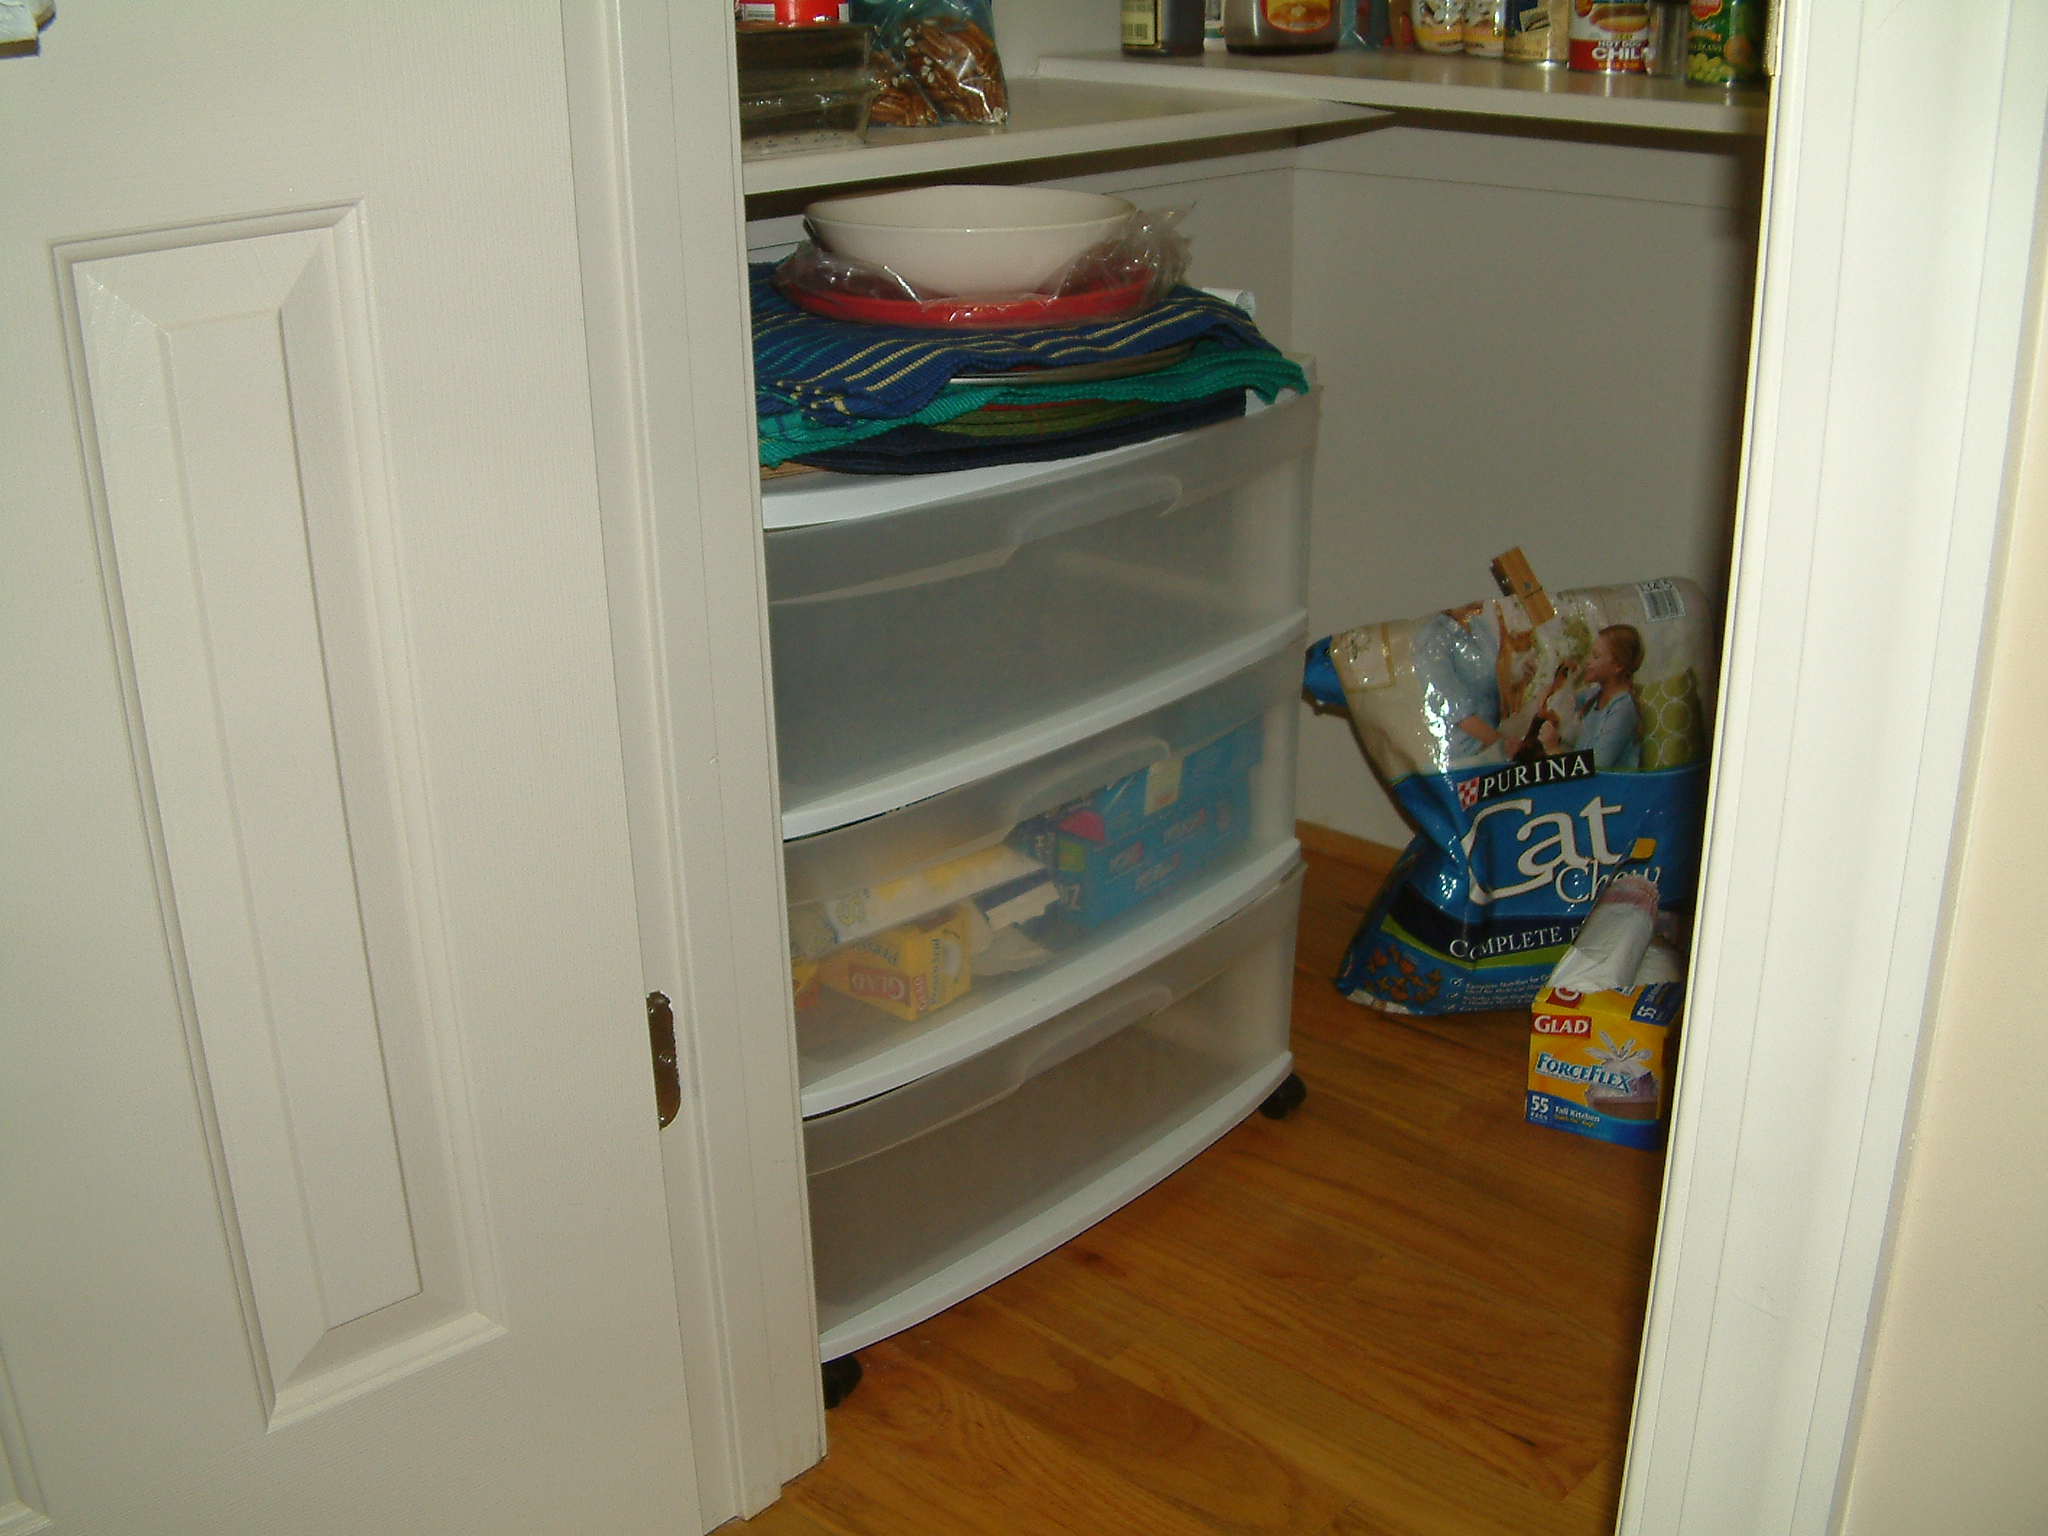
[0,7,700,1534]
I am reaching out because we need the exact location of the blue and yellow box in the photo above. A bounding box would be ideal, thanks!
[1525,978,1682,1150]
[1054,719,1263,845]
[1052,779,1252,929]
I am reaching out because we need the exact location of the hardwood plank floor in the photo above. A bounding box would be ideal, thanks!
[728,829,1665,1535]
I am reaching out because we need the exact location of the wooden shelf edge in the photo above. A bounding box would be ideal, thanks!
[1036,50,1768,138]
[741,79,1378,197]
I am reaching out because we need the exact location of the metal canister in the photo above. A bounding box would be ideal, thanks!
[1685,0,1763,84]
[1222,0,1340,51]
[1568,1,1653,72]
[1644,0,1689,76]
[1504,0,1569,64]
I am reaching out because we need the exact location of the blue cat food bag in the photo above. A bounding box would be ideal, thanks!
[1305,578,1715,1014]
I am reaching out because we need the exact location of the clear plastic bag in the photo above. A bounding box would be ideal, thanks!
[855,0,1008,125]
[777,206,1193,329]
[735,22,879,159]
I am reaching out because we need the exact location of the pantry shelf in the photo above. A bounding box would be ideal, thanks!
[1035,48,1769,138]
[739,75,1380,196]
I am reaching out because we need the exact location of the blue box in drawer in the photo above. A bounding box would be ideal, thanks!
[1057,719,1264,846]
[1052,778,1253,929]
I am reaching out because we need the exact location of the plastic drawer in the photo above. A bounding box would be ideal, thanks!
[806,864,1302,1357]
[789,640,1300,1114]
[767,391,1318,837]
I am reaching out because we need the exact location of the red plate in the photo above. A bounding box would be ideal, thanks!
[779,275,1152,330]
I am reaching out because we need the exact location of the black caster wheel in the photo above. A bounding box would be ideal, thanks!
[821,1353,863,1409]
[1258,1072,1307,1120]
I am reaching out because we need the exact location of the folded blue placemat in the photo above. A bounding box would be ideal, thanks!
[751,262,1284,429]
[787,391,1248,476]
[755,337,1309,466]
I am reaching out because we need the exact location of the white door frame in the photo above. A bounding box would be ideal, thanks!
[563,1,822,1525]
[1621,4,2048,1533]
[574,1,2048,1530]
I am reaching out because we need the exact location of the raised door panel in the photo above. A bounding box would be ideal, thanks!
[68,211,500,1428]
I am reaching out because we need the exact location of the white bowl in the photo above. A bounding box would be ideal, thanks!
[805,185,1136,298]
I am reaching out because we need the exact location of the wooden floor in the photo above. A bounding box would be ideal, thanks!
[730,829,1666,1536]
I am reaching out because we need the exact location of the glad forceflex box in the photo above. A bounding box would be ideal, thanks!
[1526,979,1681,1149]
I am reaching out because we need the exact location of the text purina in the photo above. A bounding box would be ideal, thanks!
[1461,750,1596,809]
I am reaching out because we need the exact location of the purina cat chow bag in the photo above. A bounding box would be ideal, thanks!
[1305,571,1716,1015]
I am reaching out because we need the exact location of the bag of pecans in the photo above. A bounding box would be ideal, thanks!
[857,0,1008,125]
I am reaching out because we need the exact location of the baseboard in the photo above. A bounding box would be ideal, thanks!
[1294,820,1400,873]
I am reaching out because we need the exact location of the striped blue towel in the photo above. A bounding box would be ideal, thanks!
[752,263,1281,429]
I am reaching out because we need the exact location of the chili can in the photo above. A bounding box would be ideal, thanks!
[1568,1,1653,71]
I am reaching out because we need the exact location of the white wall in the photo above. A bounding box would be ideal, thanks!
[1834,191,2048,1536]
[991,0,1117,72]
[1289,124,1762,846]
[1044,123,1762,852]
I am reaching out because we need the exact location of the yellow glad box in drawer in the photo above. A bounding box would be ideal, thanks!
[818,903,974,1022]
[1526,979,1682,1150]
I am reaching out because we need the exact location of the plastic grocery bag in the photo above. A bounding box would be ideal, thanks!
[1305,576,1716,1014]
[855,0,1007,125]
[777,206,1193,326]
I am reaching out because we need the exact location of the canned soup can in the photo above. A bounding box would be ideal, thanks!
[1686,0,1763,84]
[1569,0,1652,71]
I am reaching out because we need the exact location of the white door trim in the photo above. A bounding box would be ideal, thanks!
[562,1,822,1525]
[1621,5,2048,1534]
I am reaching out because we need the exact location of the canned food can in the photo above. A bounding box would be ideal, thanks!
[1224,0,1339,50]
[1685,0,1762,84]
[1464,0,1507,56]
[1644,0,1688,75]
[1412,0,1464,53]
[1568,0,1653,71]
[1504,0,1567,63]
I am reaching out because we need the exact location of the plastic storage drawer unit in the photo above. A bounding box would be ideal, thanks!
[788,640,1302,1115]
[806,864,1303,1358]
[766,392,1318,837]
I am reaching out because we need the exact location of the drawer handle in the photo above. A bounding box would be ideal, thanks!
[768,544,1015,607]
[1014,981,1177,1084]
[1012,473,1182,546]
[804,979,1179,1176]
[768,475,1183,608]
[1000,736,1173,826]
